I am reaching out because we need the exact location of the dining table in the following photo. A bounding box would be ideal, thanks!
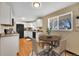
[38,35,61,56]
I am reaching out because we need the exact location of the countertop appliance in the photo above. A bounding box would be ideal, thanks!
[4,28,14,34]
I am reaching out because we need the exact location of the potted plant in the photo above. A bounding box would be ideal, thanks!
[47,27,52,35]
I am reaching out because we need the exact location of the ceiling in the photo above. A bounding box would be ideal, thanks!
[8,2,77,22]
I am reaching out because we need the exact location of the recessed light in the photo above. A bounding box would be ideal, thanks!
[33,2,40,8]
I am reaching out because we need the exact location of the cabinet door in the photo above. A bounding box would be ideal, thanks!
[0,36,19,56]
[24,31,27,37]
[25,31,32,38]
[0,4,11,24]
[36,19,43,27]
[36,32,43,42]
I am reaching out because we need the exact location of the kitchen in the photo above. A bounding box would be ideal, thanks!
[0,2,44,56]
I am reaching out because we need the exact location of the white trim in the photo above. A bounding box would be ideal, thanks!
[48,11,73,31]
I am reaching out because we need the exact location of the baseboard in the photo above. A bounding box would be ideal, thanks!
[66,50,79,56]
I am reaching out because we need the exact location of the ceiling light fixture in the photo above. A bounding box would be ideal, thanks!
[33,2,40,8]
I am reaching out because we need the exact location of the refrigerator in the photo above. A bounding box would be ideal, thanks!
[16,24,24,38]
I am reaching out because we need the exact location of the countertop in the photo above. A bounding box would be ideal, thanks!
[0,33,19,37]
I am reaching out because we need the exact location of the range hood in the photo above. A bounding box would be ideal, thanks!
[1,18,14,26]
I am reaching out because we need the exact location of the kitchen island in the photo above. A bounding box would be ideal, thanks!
[0,33,19,56]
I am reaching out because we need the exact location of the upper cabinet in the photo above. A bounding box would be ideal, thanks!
[0,3,12,24]
[36,19,43,27]
[24,19,43,29]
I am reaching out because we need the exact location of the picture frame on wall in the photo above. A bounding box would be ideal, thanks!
[48,16,59,31]
[48,11,73,31]
[59,12,73,31]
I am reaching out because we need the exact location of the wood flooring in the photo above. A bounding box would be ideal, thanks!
[17,38,32,56]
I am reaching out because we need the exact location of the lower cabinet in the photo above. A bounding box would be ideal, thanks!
[24,31,32,38]
[36,32,43,42]
[24,31,43,42]
[0,34,19,56]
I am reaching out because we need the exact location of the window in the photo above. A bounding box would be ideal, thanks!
[48,11,73,31]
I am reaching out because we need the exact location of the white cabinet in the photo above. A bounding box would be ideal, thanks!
[24,31,32,38]
[32,19,43,30]
[24,31,27,37]
[0,34,19,56]
[0,3,11,24]
[32,22,37,29]
[25,23,33,27]
[36,32,43,42]
[36,19,43,27]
